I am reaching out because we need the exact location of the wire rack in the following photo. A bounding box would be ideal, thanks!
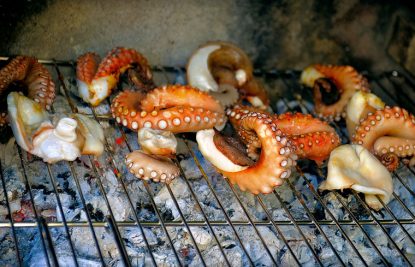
[0,57,415,267]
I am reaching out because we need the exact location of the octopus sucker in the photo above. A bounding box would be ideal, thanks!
[125,150,180,183]
[319,144,393,211]
[187,41,269,108]
[0,56,56,126]
[76,47,153,106]
[197,110,295,194]
[229,106,340,164]
[111,85,226,133]
[352,106,415,170]
[300,64,369,120]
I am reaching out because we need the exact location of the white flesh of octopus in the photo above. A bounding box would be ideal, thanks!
[72,113,105,156]
[319,144,393,211]
[7,92,49,151]
[187,44,221,92]
[31,118,81,163]
[137,128,177,156]
[300,65,325,88]
[346,91,385,136]
[196,129,248,172]
[77,76,115,106]
[187,44,247,92]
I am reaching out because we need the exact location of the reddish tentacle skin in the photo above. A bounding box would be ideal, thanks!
[111,85,226,133]
[76,47,153,106]
[228,106,340,164]
[125,150,180,183]
[95,47,152,80]
[352,106,415,171]
[220,110,295,194]
[273,113,340,165]
[0,112,7,127]
[308,65,369,121]
[76,52,100,84]
[0,56,56,126]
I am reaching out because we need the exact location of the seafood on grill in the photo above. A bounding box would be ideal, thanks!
[300,64,369,121]
[352,106,415,171]
[228,106,341,165]
[345,91,385,136]
[197,110,296,194]
[187,41,269,108]
[319,144,393,211]
[8,92,104,163]
[125,150,180,183]
[137,128,177,157]
[0,56,56,127]
[111,85,226,133]
[77,47,153,106]
[71,113,105,156]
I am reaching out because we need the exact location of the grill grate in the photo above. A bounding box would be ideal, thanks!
[0,57,415,266]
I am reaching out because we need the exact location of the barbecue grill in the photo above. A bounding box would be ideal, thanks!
[2,1,415,266]
[0,56,414,266]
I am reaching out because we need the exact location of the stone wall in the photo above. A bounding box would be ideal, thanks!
[1,0,413,72]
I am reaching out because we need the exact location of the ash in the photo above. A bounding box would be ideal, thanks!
[0,81,414,266]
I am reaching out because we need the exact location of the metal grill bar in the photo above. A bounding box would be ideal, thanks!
[16,146,56,267]
[45,164,79,266]
[0,160,22,266]
[1,56,415,266]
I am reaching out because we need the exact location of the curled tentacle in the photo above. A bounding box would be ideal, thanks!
[125,150,180,183]
[187,41,269,108]
[273,112,340,165]
[77,47,153,106]
[300,64,369,121]
[346,91,385,136]
[77,52,100,84]
[352,106,415,171]
[378,152,400,172]
[111,85,226,133]
[198,110,295,194]
[0,56,56,127]
[228,106,340,164]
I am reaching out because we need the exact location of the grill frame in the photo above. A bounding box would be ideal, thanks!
[0,57,415,266]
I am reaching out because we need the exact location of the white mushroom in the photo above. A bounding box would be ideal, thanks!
[72,114,105,156]
[137,128,177,156]
[196,129,248,172]
[319,144,393,211]
[31,118,82,163]
[346,91,385,136]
